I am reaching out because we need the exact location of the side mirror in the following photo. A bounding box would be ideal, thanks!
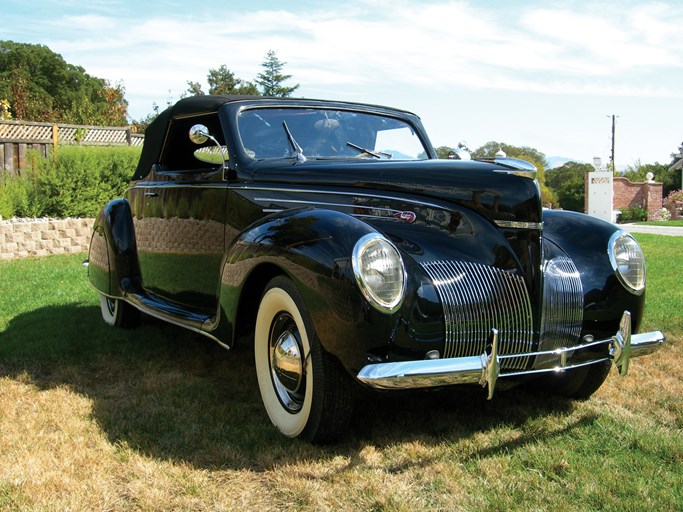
[189,124,210,145]
[189,124,228,173]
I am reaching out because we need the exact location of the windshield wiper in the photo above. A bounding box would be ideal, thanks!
[346,142,392,159]
[283,121,306,163]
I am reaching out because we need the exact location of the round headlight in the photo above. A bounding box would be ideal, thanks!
[352,233,406,313]
[608,231,645,295]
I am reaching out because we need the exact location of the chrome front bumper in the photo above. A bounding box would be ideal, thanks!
[357,311,665,399]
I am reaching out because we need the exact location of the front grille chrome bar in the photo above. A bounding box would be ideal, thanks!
[420,260,534,370]
[357,311,665,399]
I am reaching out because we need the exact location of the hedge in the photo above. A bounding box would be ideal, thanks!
[0,146,141,219]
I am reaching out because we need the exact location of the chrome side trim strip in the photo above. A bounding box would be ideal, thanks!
[254,197,402,216]
[494,220,543,230]
[240,185,451,213]
[125,293,230,350]
[242,185,541,229]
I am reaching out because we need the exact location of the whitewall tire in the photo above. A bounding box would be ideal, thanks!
[99,294,139,328]
[254,276,353,442]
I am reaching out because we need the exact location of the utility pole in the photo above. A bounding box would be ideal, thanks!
[609,115,617,175]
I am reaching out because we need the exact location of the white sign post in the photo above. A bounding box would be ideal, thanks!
[586,167,614,223]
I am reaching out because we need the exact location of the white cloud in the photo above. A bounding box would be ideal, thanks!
[6,0,683,163]
[39,0,683,107]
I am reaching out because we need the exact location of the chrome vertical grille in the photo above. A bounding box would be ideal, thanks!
[420,260,534,370]
[536,256,583,368]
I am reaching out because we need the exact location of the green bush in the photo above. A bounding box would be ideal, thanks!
[0,146,140,219]
[618,206,647,223]
[0,168,40,219]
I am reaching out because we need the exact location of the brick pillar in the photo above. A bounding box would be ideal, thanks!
[644,183,663,220]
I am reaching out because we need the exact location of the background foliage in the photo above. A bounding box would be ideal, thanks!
[0,146,140,219]
[545,162,593,212]
[0,41,128,126]
[623,160,682,196]
[470,141,557,207]
[184,50,297,99]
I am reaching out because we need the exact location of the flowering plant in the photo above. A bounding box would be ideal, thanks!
[0,99,12,120]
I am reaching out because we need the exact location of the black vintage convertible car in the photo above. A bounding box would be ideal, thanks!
[87,95,664,442]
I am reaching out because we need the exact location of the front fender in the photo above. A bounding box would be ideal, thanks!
[87,198,141,298]
[214,208,391,373]
[543,209,645,335]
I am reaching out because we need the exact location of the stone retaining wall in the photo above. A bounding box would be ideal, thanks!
[0,218,94,260]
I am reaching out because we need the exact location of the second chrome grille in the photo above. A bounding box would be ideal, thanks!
[536,256,583,368]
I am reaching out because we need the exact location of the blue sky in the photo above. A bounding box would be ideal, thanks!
[4,0,683,167]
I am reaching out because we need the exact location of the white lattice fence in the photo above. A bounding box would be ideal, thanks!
[0,120,144,174]
[0,120,144,145]
[0,121,53,142]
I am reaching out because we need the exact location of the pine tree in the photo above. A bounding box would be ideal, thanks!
[255,50,299,97]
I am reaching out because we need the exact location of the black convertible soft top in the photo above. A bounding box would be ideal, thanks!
[133,94,419,180]
[133,95,257,180]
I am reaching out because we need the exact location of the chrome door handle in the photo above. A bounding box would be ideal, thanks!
[144,192,159,197]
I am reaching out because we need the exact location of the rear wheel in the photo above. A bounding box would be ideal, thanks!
[99,294,140,328]
[254,276,353,443]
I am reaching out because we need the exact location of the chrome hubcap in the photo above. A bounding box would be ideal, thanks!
[269,314,305,413]
[106,298,117,316]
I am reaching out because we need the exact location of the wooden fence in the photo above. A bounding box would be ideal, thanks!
[0,120,144,175]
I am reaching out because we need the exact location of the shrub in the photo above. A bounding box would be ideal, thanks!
[618,206,647,223]
[0,146,140,219]
[664,189,682,208]
[658,208,672,221]
[0,165,45,219]
[665,189,683,219]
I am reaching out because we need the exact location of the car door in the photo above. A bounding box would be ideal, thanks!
[130,113,228,315]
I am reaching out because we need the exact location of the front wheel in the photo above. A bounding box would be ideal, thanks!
[254,276,353,443]
[536,360,612,400]
[99,294,140,328]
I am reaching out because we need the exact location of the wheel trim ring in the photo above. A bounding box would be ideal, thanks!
[255,287,314,438]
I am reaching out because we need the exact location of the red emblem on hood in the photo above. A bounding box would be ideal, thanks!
[394,211,416,223]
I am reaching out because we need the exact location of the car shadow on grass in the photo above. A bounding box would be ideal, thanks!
[0,304,592,470]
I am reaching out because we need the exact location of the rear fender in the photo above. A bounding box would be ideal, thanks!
[87,199,141,297]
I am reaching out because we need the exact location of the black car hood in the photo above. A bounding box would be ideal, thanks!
[248,158,541,225]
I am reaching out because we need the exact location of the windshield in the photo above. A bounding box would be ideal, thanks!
[237,107,428,161]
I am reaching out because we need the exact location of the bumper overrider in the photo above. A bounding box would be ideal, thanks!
[357,311,665,399]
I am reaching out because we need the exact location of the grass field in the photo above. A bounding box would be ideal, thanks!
[636,219,683,227]
[0,235,681,511]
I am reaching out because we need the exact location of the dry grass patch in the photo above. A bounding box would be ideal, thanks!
[1,248,681,511]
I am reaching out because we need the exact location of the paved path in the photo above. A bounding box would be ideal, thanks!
[619,224,683,237]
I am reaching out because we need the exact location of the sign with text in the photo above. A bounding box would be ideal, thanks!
[586,170,614,223]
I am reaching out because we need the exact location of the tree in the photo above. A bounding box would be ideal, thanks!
[472,141,556,206]
[435,145,454,159]
[255,50,299,97]
[64,80,128,126]
[0,40,129,125]
[546,162,592,212]
[623,156,682,196]
[186,65,259,96]
[471,141,548,168]
[186,81,204,96]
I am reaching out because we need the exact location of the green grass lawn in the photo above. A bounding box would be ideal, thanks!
[0,236,681,511]
[636,219,683,226]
